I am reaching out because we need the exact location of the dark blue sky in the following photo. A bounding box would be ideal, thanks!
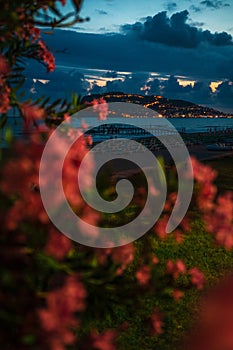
[72,0,233,35]
[28,0,233,112]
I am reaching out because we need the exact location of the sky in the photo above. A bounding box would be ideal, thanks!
[75,0,233,35]
[26,0,233,112]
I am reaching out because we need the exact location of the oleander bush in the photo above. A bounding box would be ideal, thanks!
[1,1,233,350]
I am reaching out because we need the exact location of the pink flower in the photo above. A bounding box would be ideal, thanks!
[190,158,233,250]
[110,243,135,275]
[173,229,184,243]
[179,217,190,232]
[95,248,112,265]
[197,182,217,211]
[154,215,169,239]
[151,256,159,265]
[91,330,117,350]
[77,206,100,238]
[38,275,86,350]
[91,98,109,120]
[64,113,71,123]
[191,157,217,184]
[150,308,163,336]
[81,119,89,129]
[166,259,186,279]
[62,134,95,206]
[189,267,205,289]
[172,289,184,301]
[0,141,49,230]
[0,84,10,113]
[215,226,233,250]
[24,24,41,42]
[203,192,233,249]
[136,265,151,286]
[0,55,10,78]
[111,243,135,266]
[38,40,55,72]
[44,228,72,260]
[20,103,45,131]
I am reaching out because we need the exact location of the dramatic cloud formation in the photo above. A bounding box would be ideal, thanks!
[55,33,231,72]
[24,63,89,100]
[106,72,150,93]
[23,7,233,112]
[215,80,233,105]
[166,2,177,12]
[190,0,231,13]
[121,10,233,48]
[88,74,212,104]
[190,5,202,12]
[41,28,233,83]
[190,21,205,27]
[105,70,118,78]
[200,0,230,9]
[88,73,233,111]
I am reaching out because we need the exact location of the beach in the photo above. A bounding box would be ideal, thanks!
[101,130,233,179]
[1,129,233,180]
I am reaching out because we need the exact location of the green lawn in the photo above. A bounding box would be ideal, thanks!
[77,155,233,350]
[2,150,232,350]
[204,155,233,192]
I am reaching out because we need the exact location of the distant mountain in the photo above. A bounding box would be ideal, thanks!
[82,92,233,118]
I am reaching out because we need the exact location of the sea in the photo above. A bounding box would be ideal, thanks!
[1,115,233,148]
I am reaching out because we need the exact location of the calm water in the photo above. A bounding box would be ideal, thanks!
[79,117,233,142]
[1,116,233,147]
[82,117,233,132]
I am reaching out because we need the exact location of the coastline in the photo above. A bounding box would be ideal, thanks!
[109,146,233,180]
[1,129,233,176]
[106,130,233,178]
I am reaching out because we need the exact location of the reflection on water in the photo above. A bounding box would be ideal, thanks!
[1,114,233,148]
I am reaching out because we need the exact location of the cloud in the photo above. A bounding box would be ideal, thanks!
[190,0,230,12]
[160,77,213,104]
[189,21,205,27]
[93,72,149,94]
[89,74,223,110]
[215,81,233,105]
[29,28,233,110]
[99,27,108,32]
[105,70,118,78]
[166,2,177,12]
[89,81,104,94]
[190,5,202,12]
[87,73,226,110]
[148,78,161,95]
[23,64,89,100]
[200,0,230,9]
[95,9,108,15]
[121,10,233,48]
[41,29,233,82]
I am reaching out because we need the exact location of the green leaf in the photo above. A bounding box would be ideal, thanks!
[0,115,7,129]
[21,334,36,345]
[40,97,51,108]
[5,127,13,145]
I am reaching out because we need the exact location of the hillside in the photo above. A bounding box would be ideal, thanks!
[82,92,232,118]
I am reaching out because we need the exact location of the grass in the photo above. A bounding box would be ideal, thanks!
[204,154,233,192]
[79,154,233,350]
[83,219,233,350]
[1,147,232,349]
